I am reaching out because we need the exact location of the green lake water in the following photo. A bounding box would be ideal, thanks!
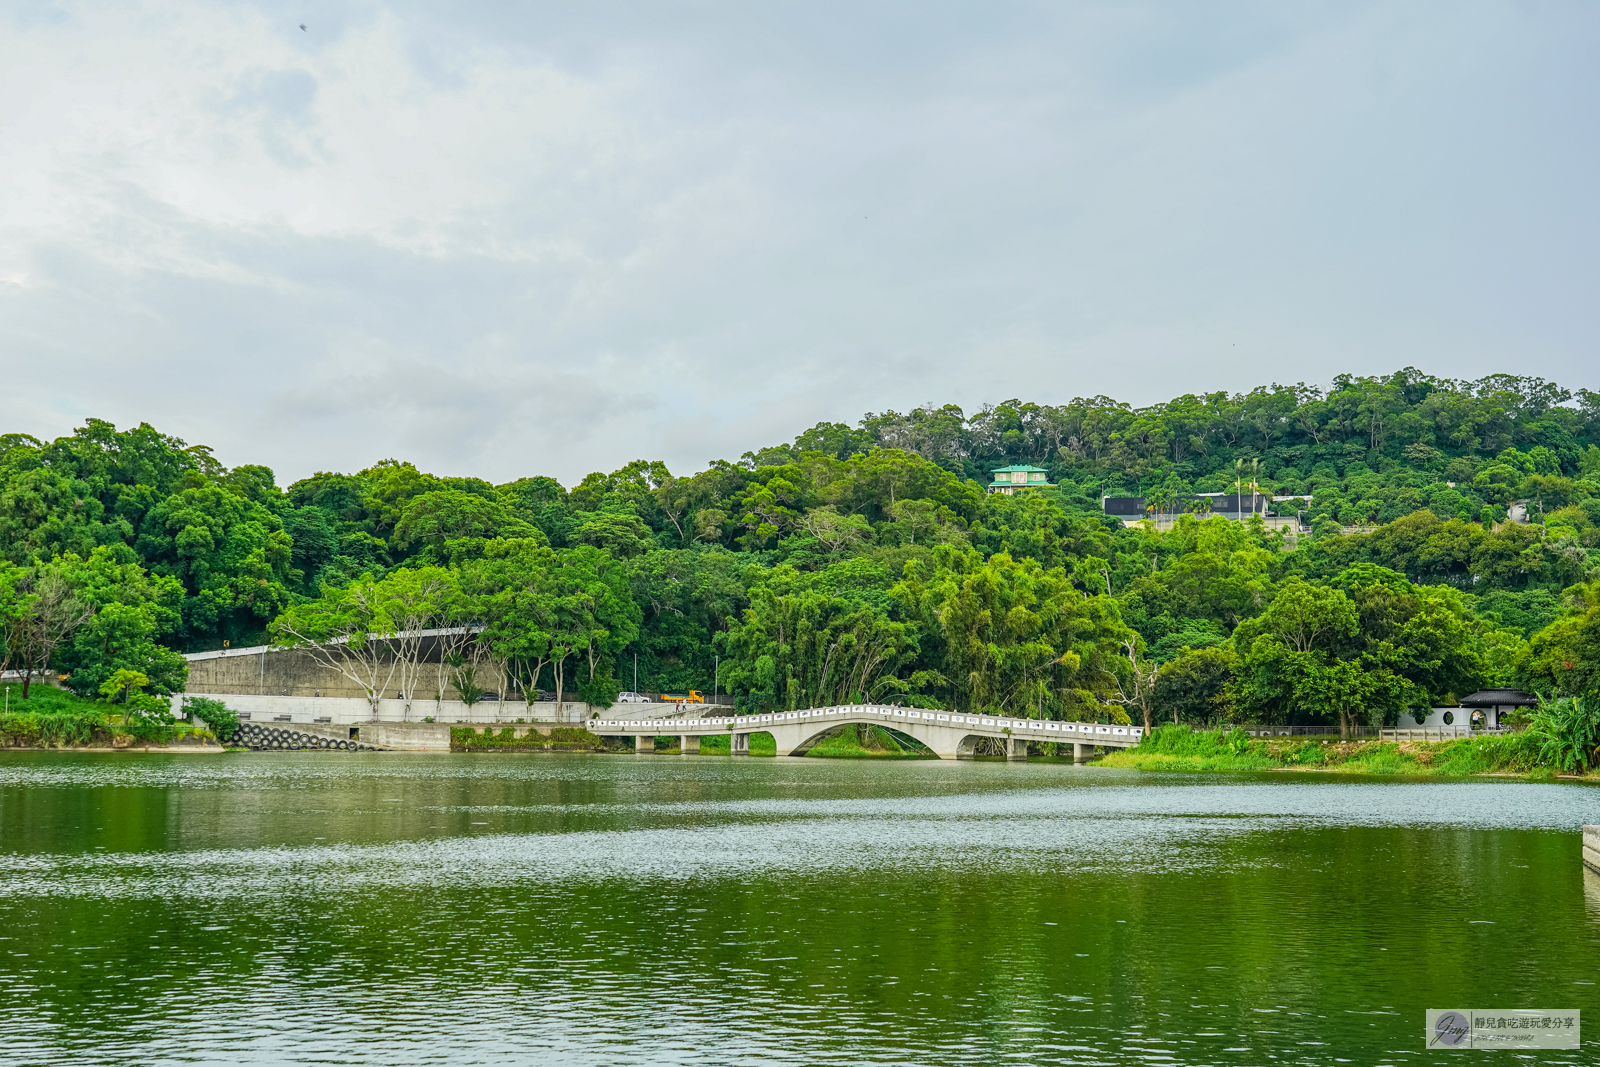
[2,752,1600,1066]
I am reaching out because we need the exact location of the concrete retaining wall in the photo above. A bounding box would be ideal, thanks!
[1585,825,1600,876]
[175,693,595,726]
[356,721,452,751]
[229,719,450,752]
[182,645,509,700]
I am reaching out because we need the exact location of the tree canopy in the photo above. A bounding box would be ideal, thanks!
[5,366,1600,724]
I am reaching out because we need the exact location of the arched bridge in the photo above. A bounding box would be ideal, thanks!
[589,705,1144,760]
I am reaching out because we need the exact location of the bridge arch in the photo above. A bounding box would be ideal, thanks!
[784,719,935,758]
[763,714,1029,760]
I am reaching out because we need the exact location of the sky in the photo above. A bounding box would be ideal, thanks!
[2,1,1598,487]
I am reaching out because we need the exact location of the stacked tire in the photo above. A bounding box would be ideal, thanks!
[233,723,366,751]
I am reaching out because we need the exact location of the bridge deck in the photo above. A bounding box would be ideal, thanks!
[591,704,1143,749]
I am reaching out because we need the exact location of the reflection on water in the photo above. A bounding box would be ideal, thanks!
[2,752,1598,1066]
[1585,867,1600,924]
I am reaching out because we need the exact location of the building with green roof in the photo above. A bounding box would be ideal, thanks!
[987,464,1054,495]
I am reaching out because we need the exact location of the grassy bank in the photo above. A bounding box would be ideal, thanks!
[802,723,930,758]
[1,685,217,749]
[1096,724,1567,778]
[690,732,776,755]
[450,726,619,752]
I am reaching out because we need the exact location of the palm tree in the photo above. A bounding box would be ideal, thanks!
[1235,457,1263,518]
[1145,487,1173,525]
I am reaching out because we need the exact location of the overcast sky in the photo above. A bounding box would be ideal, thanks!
[3,1,1597,486]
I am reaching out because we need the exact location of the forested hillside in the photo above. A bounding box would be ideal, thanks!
[3,367,1599,727]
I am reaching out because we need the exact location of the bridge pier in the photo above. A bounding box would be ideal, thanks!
[1007,736,1029,761]
[1073,742,1085,761]
[680,734,700,755]
[731,732,750,755]
[635,734,654,753]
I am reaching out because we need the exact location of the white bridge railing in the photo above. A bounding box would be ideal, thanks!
[590,704,1143,744]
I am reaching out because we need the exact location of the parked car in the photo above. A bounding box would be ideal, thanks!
[617,692,650,703]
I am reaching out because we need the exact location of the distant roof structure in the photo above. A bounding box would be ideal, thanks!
[987,464,1054,494]
[182,626,484,662]
[1459,689,1538,707]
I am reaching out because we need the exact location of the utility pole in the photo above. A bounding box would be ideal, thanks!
[714,655,719,703]
[634,652,638,694]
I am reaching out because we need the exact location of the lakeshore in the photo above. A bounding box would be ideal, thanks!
[9,717,1598,784]
[1093,724,1597,781]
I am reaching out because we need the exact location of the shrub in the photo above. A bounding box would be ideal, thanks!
[38,711,101,746]
[1281,740,1328,766]
[0,708,108,747]
[0,712,42,746]
[184,697,239,741]
[1428,730,1543,775]
[1528,695,1600,773]
[122,696,175,742]
[1138,723,1236,758]
[1347,745,1416,775]
[1108,723,1275,770]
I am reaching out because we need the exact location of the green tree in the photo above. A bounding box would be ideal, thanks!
[1154,647,1238,726]
[1518,580,1600,696]
[99,668,151,725]
[0,560,34,679]
[393,490,541,555]
[53,549,186,698]
[135,483,293,646]
[626,548,750,694]
[183,695,239,740]
[272,567,458,715]
[464,539,640,711]
[892,547,1130,718]
[1233,579,1358,655]
[722,584,917,712]
[1231,581,1359,728]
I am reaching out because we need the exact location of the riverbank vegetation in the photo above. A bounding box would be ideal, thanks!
[3,369,1599,740]
[1097,716,1590,778]
[802,723,928,758]
[0,682,216,748]
[691,732,776,755]
[449,726,612,752]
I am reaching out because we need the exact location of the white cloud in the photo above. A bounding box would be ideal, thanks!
[2,0,1597,484]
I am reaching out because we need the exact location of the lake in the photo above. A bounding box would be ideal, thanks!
[2,752,1599,1065]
